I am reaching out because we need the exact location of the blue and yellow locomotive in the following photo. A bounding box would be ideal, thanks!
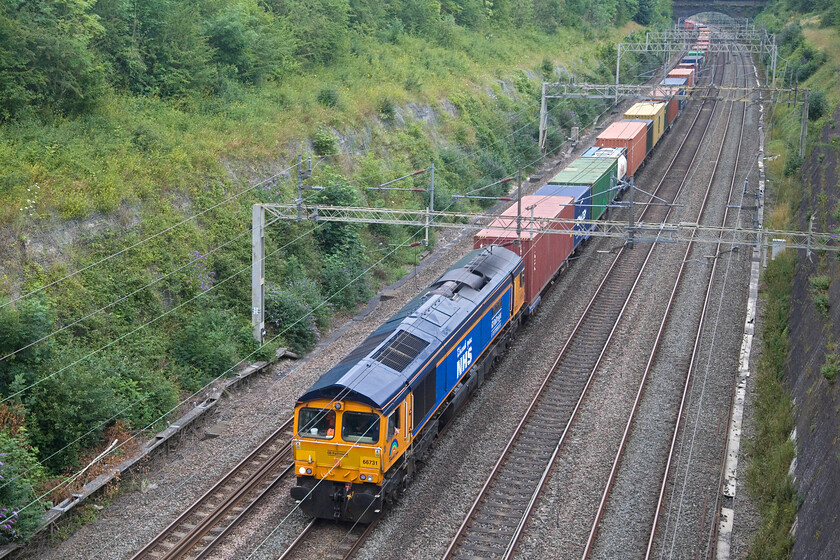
[290,246,525,522]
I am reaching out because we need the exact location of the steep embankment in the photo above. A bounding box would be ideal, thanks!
[746,8,840,559]
[786,101,840,559]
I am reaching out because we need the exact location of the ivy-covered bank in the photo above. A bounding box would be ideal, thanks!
[0,0,672,544]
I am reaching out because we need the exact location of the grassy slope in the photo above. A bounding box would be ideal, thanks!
[746,16,840,560]
[0,23,639,228]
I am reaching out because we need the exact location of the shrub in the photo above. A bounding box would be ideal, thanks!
[378,97,396,122]
[810,274,830,292]
[321,249,373,311]
[821,354,839,382]
[808,90,827,121]
[784,152,802,176]
[312,127,338,156]
[378,18,405,44]
[810,274,831,317]
[172,307,241,387]
[317,87,339,107]
[264,279,329,354]
[0,295,55,395]
[0,429,47,544]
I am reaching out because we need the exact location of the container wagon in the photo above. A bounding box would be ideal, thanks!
[595,120,648,178]
[624,102,667,149]
[474,195,574,313]
[581,146,628,181]
[668,68,695,87]
[648,87,680,126]
[548,156,618,221]
[534,184,593,250]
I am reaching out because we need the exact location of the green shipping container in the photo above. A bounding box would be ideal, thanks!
[689,51,705,64]
[548,157,618,221]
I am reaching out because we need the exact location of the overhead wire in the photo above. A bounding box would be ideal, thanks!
[2,51,660,546]
[0,162,301,311]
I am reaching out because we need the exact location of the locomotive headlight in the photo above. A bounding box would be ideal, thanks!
[306,468,312,475]
[299,467,306,475]
[360,474,366,481]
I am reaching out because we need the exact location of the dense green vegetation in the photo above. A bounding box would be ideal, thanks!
[0,0,671,543]
[746,1,839,558]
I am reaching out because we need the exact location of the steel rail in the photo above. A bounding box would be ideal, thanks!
[131,418,294,560]
[276,518,317,560]
[659,45,752,560]
[442,52,726,560]
[277,519,377,560]
[579,45,748,559]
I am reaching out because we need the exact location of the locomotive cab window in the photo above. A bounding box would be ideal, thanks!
[342,411,380,444]
[298,408,335,439]
[387,409,401,440]
[519,273,524,287]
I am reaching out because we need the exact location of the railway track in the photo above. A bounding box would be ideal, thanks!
[130,419,295,560]
[580,45,752,560]
[653,46,756,559]
[277,519,376,560]
[442,55,728,560]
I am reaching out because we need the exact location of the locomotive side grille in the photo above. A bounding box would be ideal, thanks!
[371,330,429,372]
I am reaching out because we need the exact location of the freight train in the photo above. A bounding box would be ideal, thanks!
[290,35,709,523]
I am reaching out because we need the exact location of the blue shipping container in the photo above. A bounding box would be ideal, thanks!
[535,184,593,248]
[661,77,688,109]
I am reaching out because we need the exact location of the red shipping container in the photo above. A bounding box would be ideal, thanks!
[649,86,679,125]
[678,62,698,74]
[473,195,574,311]
[595,120,647,177]
[668,68,694,86]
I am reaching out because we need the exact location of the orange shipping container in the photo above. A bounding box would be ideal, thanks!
[668,68,694,86]
[474,195,574,311]
[596,120,647,178]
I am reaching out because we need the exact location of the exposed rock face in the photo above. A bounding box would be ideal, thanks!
[787,102,840,560]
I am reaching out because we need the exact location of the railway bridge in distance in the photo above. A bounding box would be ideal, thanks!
[672,0,769,21]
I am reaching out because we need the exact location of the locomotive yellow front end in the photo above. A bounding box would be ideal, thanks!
[290,399,387,523]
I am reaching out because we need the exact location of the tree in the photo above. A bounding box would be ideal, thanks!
[0,0,106,119]
[268,0,351,65]
[204,1,296,85]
